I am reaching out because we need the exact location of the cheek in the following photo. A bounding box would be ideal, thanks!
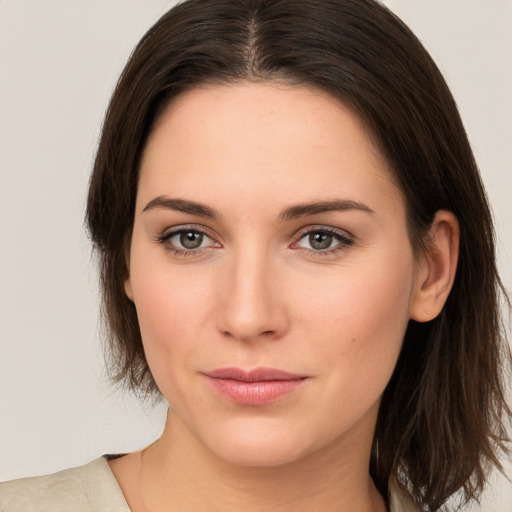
[291,255,415,401]
[296,257,413,330]
[128,253,217,393]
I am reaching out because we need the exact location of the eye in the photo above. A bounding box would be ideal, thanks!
[294,227,354,255]
[172,230,208,249]
[303,232,335,250]
[157,227,219,254]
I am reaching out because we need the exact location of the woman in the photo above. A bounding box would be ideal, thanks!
[1,0,509,510]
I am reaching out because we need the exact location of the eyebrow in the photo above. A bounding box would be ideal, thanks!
[143,196,218,219]
[277,199,375,221]
[142,196,374,221]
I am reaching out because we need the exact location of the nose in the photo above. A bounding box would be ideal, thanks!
[215,249,288,343]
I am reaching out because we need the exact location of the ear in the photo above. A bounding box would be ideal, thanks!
[123,233,134,302]
[124,276,134,302]
[410,210,459,322]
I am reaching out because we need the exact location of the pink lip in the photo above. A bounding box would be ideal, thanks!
[203,367,308,405]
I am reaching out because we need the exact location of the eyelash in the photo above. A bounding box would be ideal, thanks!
[156,225,219,257]
[292,226,354,257]
[156,225,354,257]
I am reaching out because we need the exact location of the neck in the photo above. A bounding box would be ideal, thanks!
[136,409,386,512]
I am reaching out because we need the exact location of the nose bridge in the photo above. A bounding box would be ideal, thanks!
[216,242,285,342]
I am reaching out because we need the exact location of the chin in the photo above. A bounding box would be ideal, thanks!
[213,439,309,468]
[196,419,322,468]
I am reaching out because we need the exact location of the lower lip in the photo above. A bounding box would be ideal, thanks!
[206,377,306,405]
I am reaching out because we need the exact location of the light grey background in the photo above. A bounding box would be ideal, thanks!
[0,1,510,510]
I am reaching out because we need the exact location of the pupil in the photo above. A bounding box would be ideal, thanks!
[309,232,332,250]
[180,231,202,249]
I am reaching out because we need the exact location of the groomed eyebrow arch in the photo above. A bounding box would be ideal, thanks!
[278,200,375,221]
[143,196,218,219]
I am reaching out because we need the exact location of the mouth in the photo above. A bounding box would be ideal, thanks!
[202,367,308,405]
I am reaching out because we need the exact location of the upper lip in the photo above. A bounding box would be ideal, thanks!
[204,367,306,382]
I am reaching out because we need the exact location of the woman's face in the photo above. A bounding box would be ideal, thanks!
[126,83,422,467]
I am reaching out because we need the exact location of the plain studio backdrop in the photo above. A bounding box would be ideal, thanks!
[0,1,511,510]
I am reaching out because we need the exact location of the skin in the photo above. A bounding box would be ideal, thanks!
[109,82,459,512]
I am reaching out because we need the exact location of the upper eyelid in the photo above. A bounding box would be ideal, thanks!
[160,224,217,239]
[293,224,354,240]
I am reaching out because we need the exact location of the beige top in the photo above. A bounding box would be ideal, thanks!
[0,456,420,511]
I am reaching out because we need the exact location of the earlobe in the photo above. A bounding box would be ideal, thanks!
[410,210,460,322]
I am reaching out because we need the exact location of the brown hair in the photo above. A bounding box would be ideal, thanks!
[86,0,510,509]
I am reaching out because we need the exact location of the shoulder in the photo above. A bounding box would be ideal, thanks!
[0,457,130,512]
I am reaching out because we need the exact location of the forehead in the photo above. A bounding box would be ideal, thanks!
[137,82,403,217]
